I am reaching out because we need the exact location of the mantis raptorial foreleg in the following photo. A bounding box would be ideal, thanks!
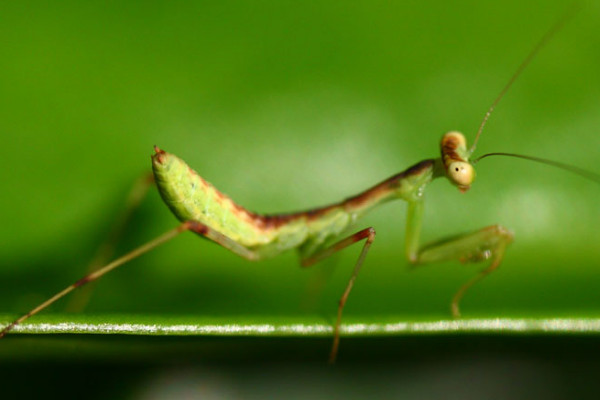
[405,199,514,317]
[301,227,377,363]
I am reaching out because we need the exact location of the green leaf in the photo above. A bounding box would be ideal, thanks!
[1,0,599,383]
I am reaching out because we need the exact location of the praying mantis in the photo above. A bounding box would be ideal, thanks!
[2,10,599,364]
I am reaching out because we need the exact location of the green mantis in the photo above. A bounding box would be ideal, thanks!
[1,10,599,364]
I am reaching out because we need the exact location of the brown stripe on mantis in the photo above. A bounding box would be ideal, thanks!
[254,159,436,229]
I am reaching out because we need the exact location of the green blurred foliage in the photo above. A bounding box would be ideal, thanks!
[1,0,599,374]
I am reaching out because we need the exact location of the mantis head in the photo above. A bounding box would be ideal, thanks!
[441,131,475,193]
[436,11,598,193]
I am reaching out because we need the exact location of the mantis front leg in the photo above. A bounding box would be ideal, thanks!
[405,199,514,317]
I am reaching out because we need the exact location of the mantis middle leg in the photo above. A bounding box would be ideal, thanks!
[301,227,377,363]
[405,199,514,317]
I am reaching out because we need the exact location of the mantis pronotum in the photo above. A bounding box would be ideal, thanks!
[2,10,599,363]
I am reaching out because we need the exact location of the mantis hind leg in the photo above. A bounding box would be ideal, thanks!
[301,227,377,364]
[405,200,514,317]
[0,220,261,339]
[67,172,156,312]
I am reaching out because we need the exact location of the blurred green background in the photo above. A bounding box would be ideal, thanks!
[1,0,600,397]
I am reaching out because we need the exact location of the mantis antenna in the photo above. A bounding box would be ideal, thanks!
[469,6,579,155]
[473,152,600,184]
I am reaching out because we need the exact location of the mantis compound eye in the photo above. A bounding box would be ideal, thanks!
[448,161,475,191]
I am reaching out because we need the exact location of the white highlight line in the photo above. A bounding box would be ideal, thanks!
[7,318,600,336]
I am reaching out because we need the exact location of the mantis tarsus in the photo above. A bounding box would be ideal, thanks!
[2,11,599,363]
